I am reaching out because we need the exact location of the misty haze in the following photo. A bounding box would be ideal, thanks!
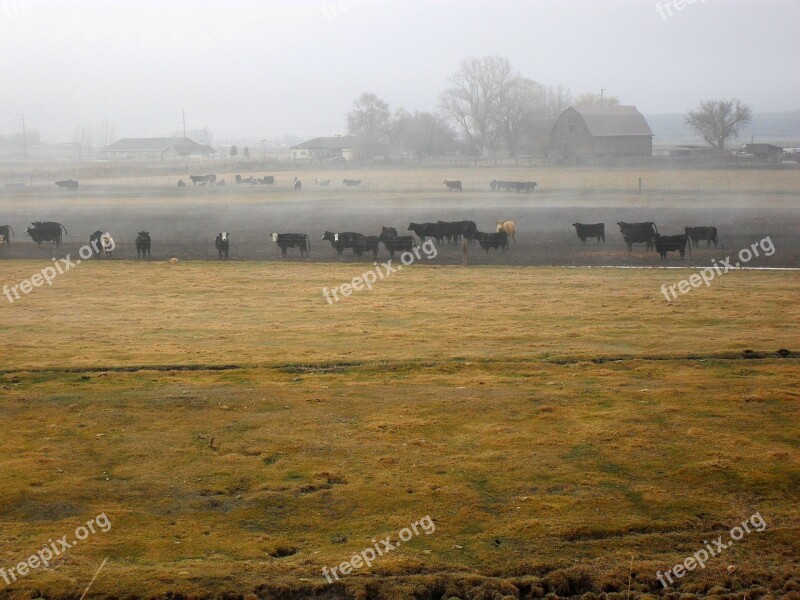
[0,1,798,599]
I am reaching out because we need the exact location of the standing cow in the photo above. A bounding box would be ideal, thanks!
[215,232,230,260]
[135,232,151,259]
[496,220,517,244]
[572,223,605,244]
[23,222,68,247]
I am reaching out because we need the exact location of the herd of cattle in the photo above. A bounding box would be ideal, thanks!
[0,220,720,261]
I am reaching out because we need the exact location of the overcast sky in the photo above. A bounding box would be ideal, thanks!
[1,0,798,144]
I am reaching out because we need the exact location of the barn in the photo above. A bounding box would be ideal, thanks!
[549,106,653,162]
[100,137,215,160]
[290,135,362,162]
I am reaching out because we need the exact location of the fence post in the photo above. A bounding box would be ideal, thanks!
[638,177,642,194]
[462,238,468,266]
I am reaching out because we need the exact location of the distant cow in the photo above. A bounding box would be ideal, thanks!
[23,222,68,247]
[343,179,362,187]
[573,222,605,244]
[55,180,79,190]
[685,226,719,248]
[89,231,103,257]
[177,180,187,187]
[474,230,509,253]
[315,179,330,186]
[215,232,230,259]
[618,221,658,251]
[654,233,691,260]
[271,233,310,257]
[135,231,151,259]
[353,234,380,261]
[323,231,360,256]
[259,176,275,185]
[496,220,516,244]
[100,232,115,258]
[294,177,302,191]
[190,174,216,186]
[490,180,511,192]
[0,225,14,246]
[378,228,416,258]
[444,180,462,191]
[408,222,443,244]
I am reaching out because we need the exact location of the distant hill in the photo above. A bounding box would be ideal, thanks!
[646,110,800,147]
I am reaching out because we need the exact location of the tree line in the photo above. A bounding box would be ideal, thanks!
[346,54,752,158]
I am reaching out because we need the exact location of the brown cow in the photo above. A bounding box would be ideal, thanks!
[496,220,516,244]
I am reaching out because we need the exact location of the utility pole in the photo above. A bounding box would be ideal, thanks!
[182,109,187,138]
[21,115,28,155]
[600,89,605,106]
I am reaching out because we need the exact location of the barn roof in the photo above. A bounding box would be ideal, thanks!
[102,137,215,154]
[291,135,362,150]
[571,106,653,137]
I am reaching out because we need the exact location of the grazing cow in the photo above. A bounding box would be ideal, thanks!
[342,179,362,187]
[135,231,151,259]
[654,234,691,260]
[271,233,310,257]
[323,231,360,256]
[315,179,330,186]
[100,232,115,258]
[0,225,14,246]
[617,221,659,251]
[177,180,187,187]
[353,234,380,261]
[55,180,79,190]
[572,222,605,244]
[215,232,230,260]
[436,221,462,244]
[509,181,537,193]
[407,222,443,244]
[685,226,719,248]
[443,180,462,191]
[294,177,302,191]
[490,180,511,192]
[190,174,216,186]
[496,220,517,244]
[23,222,68,247]
[378,229,416,258]
[235,175,242,184]
[89,231,103,257]
[474,230,509,253]
[259,176,275,185]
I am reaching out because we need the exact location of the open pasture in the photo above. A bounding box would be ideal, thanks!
[0,261,798,599]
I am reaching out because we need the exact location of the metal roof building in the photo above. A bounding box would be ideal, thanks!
[549,106,654,161]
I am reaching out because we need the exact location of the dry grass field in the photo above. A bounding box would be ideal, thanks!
[0,261,798,599]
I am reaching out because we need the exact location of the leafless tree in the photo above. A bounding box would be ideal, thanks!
[496,77,544,158]
[686,99,753,155]
[541,85,573,119]
[97,120,116,148]
[392,110,456,158]
[439,55,514,157]
[73,124,94,161]
[574,92,620,108]
[346,92,391,146]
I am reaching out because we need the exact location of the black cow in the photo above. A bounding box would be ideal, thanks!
[294,178,302,191]
[654,234,691,260]
[215,233,230,259]
[177,180,187,187]
[0,225,14,246]
[451,220,477,241]
[190,174,216,186]
[343,179,362,186]
[436,221,462,244]
[353,235,379,261]
[618,221,659,251]
[378,229,416,258]
[323,231,360,256]
[380,226,398,239]
[490,180,511,192]
[89,231,103,257]
[444,180,462,191]
[474,230,508,253]
[135,232,151,259]
[506,181,537,193]
[573,223,605,244]
[408,222,443,244]
[55,180,79,190]
[23,222,68,247]
[259,176,275,185]
[271,233,310,257]
[685,226,719,248]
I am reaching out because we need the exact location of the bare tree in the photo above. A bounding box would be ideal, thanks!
[346,92,391,146]
[574,92,620,108]
[496,77,544,158]
[392,110,456,158]
[439,55,514,157]
[541,85,573,119]
[686,99,753,155]
[97,120,116,148]
[73,123,94,161]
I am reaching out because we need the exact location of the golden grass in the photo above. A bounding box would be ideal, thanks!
[0,263,798,598]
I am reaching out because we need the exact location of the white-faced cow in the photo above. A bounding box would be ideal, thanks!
[215,232,230,259]
[271,233,310,257]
